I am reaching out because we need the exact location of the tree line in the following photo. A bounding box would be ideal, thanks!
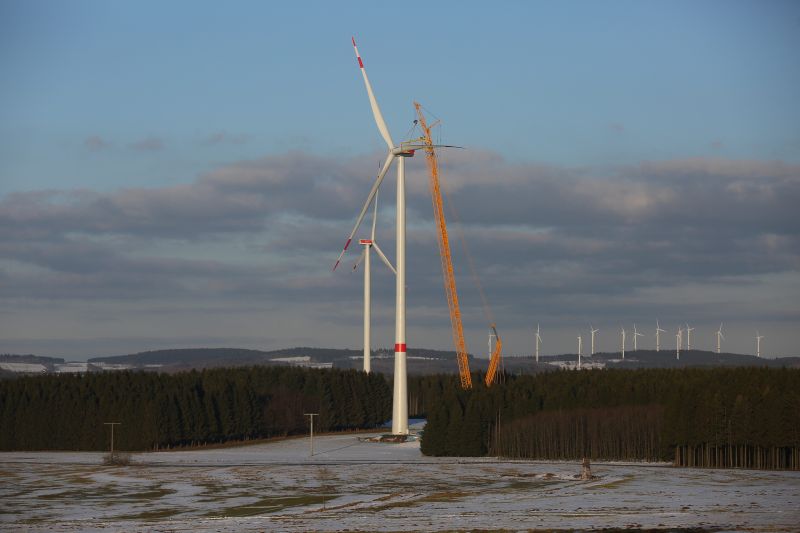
[0,366,391,451]
[414,367,800,470]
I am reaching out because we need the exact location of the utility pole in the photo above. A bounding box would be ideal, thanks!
[104,422,120,456]
[304,413,318,457]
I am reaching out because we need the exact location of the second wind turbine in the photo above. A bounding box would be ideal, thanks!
[353,191,395,374]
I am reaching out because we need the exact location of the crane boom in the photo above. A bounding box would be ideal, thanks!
[414,102,472,389]
[484,324,503,387]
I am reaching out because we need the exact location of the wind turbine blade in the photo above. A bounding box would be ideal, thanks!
[401,142,465,151]
[332,152,394,271]
[352,37,394,149]
[371,241,396,275]
[370,189,379,241]
[352,247,367,271]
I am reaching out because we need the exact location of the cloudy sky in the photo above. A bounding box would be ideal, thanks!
[1,1,798,359]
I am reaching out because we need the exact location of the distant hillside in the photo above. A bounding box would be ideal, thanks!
[89,348,273,366]
[28,346,799,375]
[0,354,65,364]
[537,349,800,369]
[86,346,473,374]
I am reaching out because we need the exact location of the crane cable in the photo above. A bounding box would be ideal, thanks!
[437,139,506,385]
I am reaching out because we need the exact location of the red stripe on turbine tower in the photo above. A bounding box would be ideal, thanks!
[394,343,406,353]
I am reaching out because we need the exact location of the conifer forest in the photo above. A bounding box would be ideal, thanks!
[413,367,800,470]
[1,366,798,470]
[0,367,391,451]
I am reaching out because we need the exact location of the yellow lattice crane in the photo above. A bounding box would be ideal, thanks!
[414,102,472,389]
[484,324,503,387]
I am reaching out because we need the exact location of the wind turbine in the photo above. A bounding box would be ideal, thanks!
[620,327,626,359]
[334,38,435,435]
[676,327,681,360]
[632,324,643,351]
[590,326,599,356]
[577,335,583,369]
[656,320,666,352]
[353,190,396,373]
[685,323,695,351]
[535,324,542,363]
[716,323,724,354]
[756,331,764,358]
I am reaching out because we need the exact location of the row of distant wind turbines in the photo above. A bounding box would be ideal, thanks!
[533,322,767,368]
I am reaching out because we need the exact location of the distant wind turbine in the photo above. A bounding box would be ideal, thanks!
[676,327,682,360]
[756,331,764,358]
[716,323,724,354]
[535,323,542,363]
[590,325,599,356]
[685,323,695,351]
[656,320,666,352]
[577,335,583,369]
[632,324,643,351]
[353,190,396,373]
[620,327,626,359]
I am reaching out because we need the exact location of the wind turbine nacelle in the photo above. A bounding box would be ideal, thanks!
[391,147,416,157]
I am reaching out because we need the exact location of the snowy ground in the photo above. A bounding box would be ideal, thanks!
[2,433,799,532]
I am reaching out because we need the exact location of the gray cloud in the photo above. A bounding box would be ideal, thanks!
[129,136,164,152]
[1,151,798,357]
[84,136,110,152]
[202,131,251,146]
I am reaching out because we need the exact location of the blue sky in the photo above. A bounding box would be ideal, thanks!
[1,1,798,359]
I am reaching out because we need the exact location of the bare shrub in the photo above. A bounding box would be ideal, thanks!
[103,452,132,466]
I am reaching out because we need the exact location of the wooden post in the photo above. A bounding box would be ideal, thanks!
[104,422,120,456]
[304,413,318,457]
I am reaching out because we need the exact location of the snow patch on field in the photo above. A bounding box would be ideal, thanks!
[1,433,799,531]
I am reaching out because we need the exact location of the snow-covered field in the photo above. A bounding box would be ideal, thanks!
[2,433,799,532]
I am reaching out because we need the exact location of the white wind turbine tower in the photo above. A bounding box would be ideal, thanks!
[620,327,626,359]
[632,324,643,352]
[716,323,724,354]
[656,320,666,352]
[685,323,695,351]
[756,331,764,358]
[577,335,583,369]
[535,324,542,363]
[335,38,438,435]
[590,326,599,356]
[353,191,396,373]
[676,327,681,360]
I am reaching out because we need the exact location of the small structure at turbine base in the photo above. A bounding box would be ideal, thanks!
[580,457,595,480]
